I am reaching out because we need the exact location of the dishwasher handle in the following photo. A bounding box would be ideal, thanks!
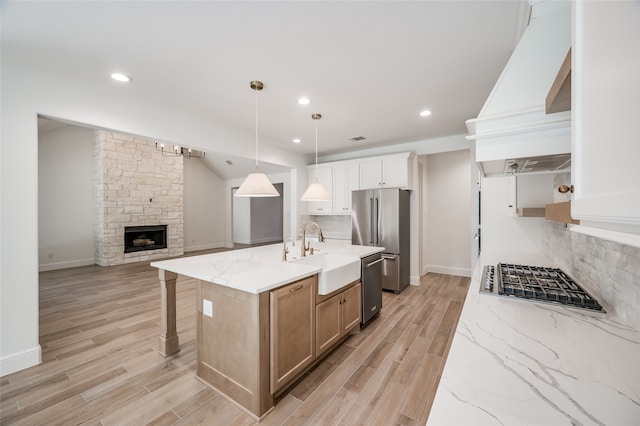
[364,257,384,268]
[381,254,397,260]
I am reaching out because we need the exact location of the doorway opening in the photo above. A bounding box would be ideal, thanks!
[231,182,284,248]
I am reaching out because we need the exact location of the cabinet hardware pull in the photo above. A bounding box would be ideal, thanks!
[289,284,303,292]
[558,184,574,194]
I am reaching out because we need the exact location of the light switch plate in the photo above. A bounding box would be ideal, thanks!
[203,299,213,318]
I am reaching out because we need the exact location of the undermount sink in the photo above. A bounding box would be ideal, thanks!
[293,253,360,295]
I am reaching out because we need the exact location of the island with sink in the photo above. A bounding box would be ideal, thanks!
[150,237,383,421]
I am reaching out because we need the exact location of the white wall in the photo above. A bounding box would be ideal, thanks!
[183,159,226,251]
[424,150,472,277]
[38,125,95,271]
[480,176,547,261]
[0,64,307,376]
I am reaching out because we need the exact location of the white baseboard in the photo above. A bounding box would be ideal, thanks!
[410,275,421,286]
[184,243,226,252]
[39,258,94,272]
[1,345,41,376]
[425,265,472,277]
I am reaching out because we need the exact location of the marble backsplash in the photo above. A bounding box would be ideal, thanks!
[299,214,351,240]
[542,221,640,330]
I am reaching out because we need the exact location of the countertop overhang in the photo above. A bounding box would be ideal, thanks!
[150,241,384,294]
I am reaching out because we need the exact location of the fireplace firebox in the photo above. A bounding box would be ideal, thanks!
[124,225,167,253]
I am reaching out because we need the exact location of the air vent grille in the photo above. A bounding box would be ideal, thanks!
[504,153,571,174]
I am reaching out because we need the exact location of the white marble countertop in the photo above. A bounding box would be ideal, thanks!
[150,241,384,294]
[427,251,640,425]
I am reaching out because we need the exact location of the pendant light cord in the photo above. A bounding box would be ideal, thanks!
[314,119,319,183]
[255,87,259,172]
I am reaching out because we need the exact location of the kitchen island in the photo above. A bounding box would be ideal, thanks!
[150,241,383,420]
[427,251,640,425]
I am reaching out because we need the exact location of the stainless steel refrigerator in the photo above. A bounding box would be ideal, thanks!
[352,188,410,293]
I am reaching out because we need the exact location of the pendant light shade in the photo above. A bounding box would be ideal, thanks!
[235,172,280,197]
[301,113,332,201]
[235,81,280,198]
[300,182,332,201]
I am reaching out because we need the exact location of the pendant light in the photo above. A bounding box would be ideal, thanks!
[235,81,280,197]
[301,113,331,201]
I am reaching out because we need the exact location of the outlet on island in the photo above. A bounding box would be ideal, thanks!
[203,299,213,317]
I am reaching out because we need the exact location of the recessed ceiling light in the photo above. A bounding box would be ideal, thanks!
[292,138,302,143]
[419,110,432,117]
[111,73,132,83]
[298,97,310,105]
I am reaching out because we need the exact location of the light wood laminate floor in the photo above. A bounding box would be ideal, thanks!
[0,251,470,425]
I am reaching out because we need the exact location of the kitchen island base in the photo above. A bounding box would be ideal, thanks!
[194,275,362,420]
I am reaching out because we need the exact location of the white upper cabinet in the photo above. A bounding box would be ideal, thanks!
[306,165,333,214]
[333,162,359,214]
[305,153,413,215]
[572,1,640,228]
[359,153,413,190]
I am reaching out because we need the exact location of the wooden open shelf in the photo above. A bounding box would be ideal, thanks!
[545,201,580,224]
[546,48,572,114]
[517,207,546,217]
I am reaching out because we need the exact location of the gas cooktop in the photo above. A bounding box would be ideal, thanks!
[480,263,605,312]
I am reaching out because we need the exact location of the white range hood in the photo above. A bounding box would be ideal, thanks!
[467,0,572,177]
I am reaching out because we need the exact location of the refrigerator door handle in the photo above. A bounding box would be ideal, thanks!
[374,197,379,245]
[369,197,374,244]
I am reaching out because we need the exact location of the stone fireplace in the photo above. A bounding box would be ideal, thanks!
[94,131,184,266]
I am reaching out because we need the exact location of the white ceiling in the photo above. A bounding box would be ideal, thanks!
[4,1,529,173]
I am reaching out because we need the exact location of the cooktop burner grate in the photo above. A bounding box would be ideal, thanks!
[480,263,604,312]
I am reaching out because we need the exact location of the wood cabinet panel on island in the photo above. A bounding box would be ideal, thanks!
[316,281,361,357]
[196,279,272,418]
[270,277,315,393]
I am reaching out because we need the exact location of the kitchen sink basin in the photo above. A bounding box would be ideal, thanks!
[293,253,360,295]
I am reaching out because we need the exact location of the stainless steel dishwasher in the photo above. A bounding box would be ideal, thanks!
[361,252,383,326]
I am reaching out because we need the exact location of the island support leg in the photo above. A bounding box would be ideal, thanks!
[158,269,180,356]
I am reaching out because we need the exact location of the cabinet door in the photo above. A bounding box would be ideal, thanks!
[382,157,408,188]
[333,163,360,213]
[270,277,315,393]
[572,1,640,227]
[341,282,361,333]
[307,166,333,214]
[315,293,342,357]
[360,160,382,189]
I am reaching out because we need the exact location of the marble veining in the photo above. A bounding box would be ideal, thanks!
[427,256,640,426]
[151,241,383,294]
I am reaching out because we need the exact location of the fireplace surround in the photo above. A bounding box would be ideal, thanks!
[94,131,184,266]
